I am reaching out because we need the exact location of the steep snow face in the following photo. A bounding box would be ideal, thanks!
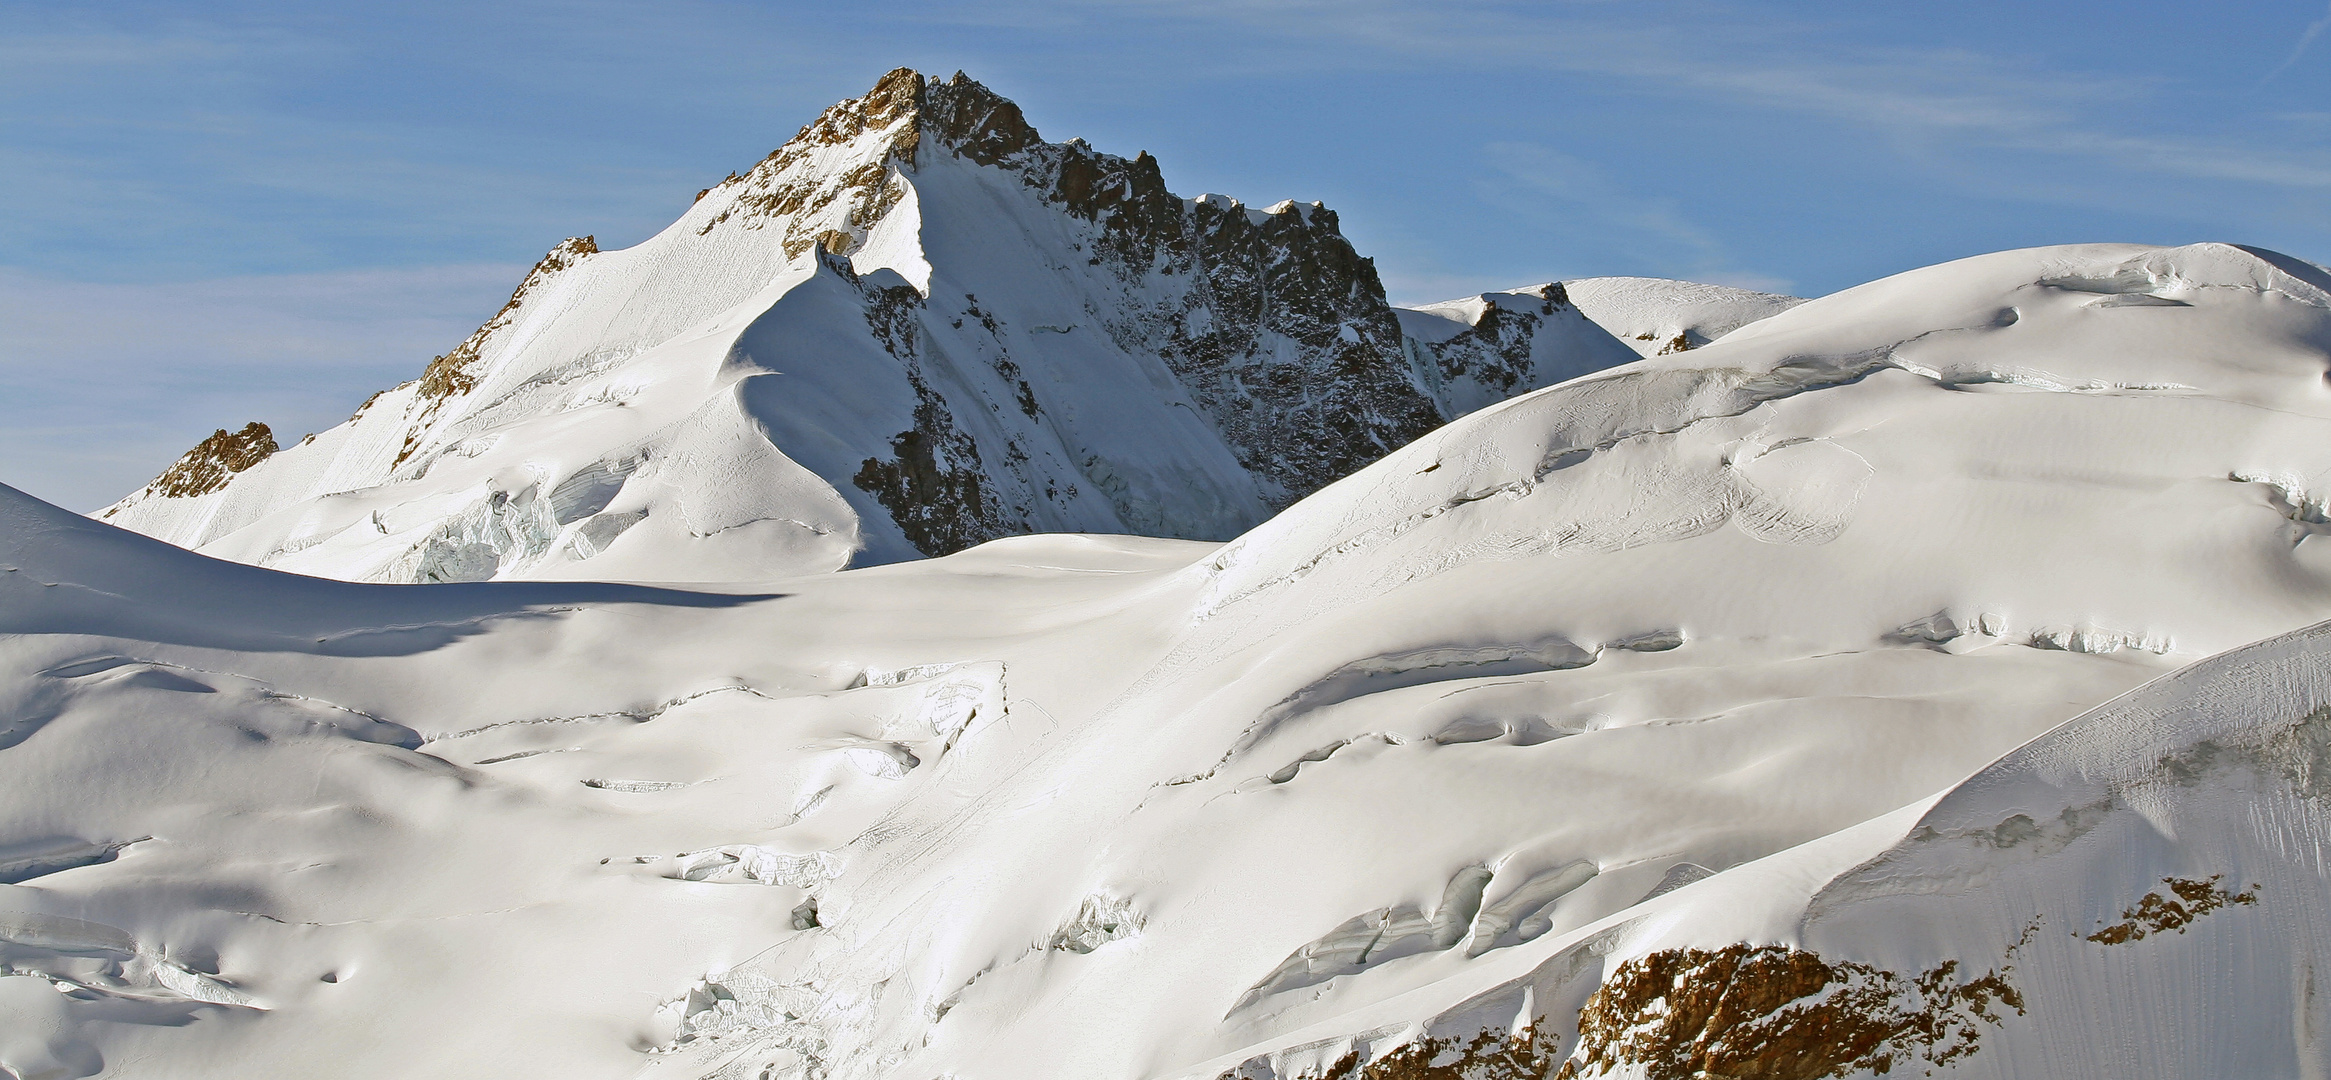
[1561,275,1807,356]
[14,242,2331,1079]
[97,69,1641,584]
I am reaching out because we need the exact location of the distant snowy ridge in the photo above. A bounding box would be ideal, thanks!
[1389,278,1803,419]
[97,69,1791,585]
[1559,275,1805,356]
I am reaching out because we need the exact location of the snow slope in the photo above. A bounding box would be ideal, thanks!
[8,239,2331,1080]
[1247,615,2331,1079]
[95,70,1689,586]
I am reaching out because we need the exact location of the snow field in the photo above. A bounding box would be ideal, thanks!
[11,242,2331,1077]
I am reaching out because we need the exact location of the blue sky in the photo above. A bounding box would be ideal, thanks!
[6,0,2331,510]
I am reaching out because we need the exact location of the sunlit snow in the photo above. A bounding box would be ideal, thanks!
[10,70,2331,1080]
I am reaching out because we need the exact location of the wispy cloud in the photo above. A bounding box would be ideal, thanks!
[1479,144,1720,257]
[1049,0,2331,196]
[1468,142,1790,297]
[2264,1,2331,84]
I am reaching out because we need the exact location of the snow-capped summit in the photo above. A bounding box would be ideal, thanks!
[85,74,1468,582]
[98,70,1790,585]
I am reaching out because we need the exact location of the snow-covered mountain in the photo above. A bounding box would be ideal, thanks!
[9,240,2331,1079]
[94,69,1775,586]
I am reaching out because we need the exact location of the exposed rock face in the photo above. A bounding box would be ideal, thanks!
[95,69,1675,580]
[2084,875,2258,944]
[1557,945,2021,1080]
[847,268,1009,555]
[852,69,1447,508]
[696,68,925,255]
[1304,1024,1563,1079]
[1422,284,1579,399]
[1150,198,1444,503]
[106,422,278,506]
[1393,284,1632,419]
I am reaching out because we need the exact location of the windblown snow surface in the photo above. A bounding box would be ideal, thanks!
[12,239,2331,1078]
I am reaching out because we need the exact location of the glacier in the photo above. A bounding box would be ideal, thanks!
[9,235,2331,1077]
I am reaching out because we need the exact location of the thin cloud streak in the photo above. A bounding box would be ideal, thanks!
[2264,1,2331,84]
[1472,141,1789,294]
[1055,0,2331,194]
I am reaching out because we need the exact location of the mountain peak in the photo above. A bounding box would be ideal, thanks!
[655,68,1077,256]
[783,67,1044,167]
[93,71,1706,583]
[693,68,1147,254]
